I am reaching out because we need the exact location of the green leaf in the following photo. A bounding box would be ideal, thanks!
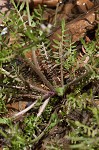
[52,44,59,49]
[34,9,41,17]
[55,87,64,96]
[53,39,60,45]
[0,118,10,124]
[19,2,25,12]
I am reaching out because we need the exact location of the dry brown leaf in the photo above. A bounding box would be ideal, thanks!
[7,101,27,111]
[0,0,12,23]
[49,5,99,48]
[15,0,60,7]
[76,0,94,12]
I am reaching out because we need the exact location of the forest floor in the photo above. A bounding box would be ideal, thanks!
[0,0,99,150]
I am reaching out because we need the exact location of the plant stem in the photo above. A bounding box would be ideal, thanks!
[0,84,25,90]
[16,94,41,100]
[28,81,50,93]
[26,0,31,26]
[26,0,40,68]
[25,57,55,92]
[17,73,49,93]
[59,42,64,87]
[11,0,26,29]
[11,91,55,119]
[63,71,91,94]
[0,68,21,82]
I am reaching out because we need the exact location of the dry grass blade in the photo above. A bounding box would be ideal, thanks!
[12,100,38,119]
[37,97,50,118]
